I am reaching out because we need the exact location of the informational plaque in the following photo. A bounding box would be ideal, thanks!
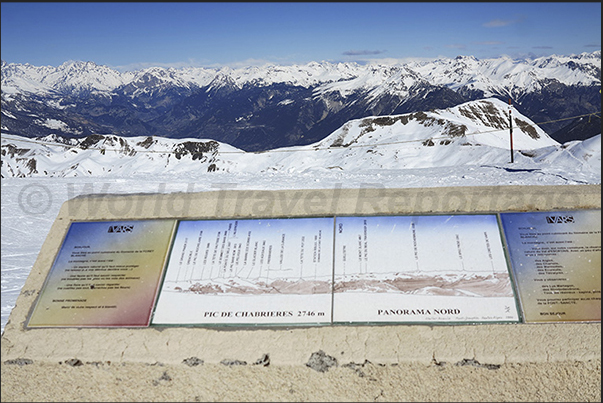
[151,217,334,326]
[500,210,601,323]
[27,219,177,327]
[332,215,520,324]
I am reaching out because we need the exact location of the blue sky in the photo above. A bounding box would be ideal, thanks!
[1,2,600,71]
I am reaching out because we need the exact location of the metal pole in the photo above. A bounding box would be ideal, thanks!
[508,98,514,163]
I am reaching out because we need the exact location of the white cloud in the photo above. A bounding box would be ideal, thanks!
[342,50,387,56]
[483,19,514,28]
[474,41,504,46]
[446,44,467,50]
[113,58,284,72]
[343,56,445,66]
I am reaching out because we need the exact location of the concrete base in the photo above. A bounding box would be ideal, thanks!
[2,185,601,401]
[2,360,600,402]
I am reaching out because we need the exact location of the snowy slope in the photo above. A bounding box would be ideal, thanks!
[1,133,242,177]
[2,98,583,178]
[529,132,601,173]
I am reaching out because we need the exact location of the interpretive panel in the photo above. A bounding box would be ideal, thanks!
[27,219,177,327]
[500,209,601,323]
[332,215,520,324]
[151,217,334,325]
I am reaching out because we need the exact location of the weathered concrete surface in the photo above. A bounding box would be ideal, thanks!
[2,185,601,402]
[2,360,600,402]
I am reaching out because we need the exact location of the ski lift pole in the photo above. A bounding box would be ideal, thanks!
[508,98,514,163]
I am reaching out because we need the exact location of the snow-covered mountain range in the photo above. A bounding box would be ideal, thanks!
[2,52,600,151]
[2,98,600,181]
[3,52,600,98]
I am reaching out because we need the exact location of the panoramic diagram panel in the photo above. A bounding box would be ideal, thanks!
[332,214,520,324]
[152,217,334,326]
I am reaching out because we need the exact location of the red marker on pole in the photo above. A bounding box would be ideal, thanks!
[508,98,514,163]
